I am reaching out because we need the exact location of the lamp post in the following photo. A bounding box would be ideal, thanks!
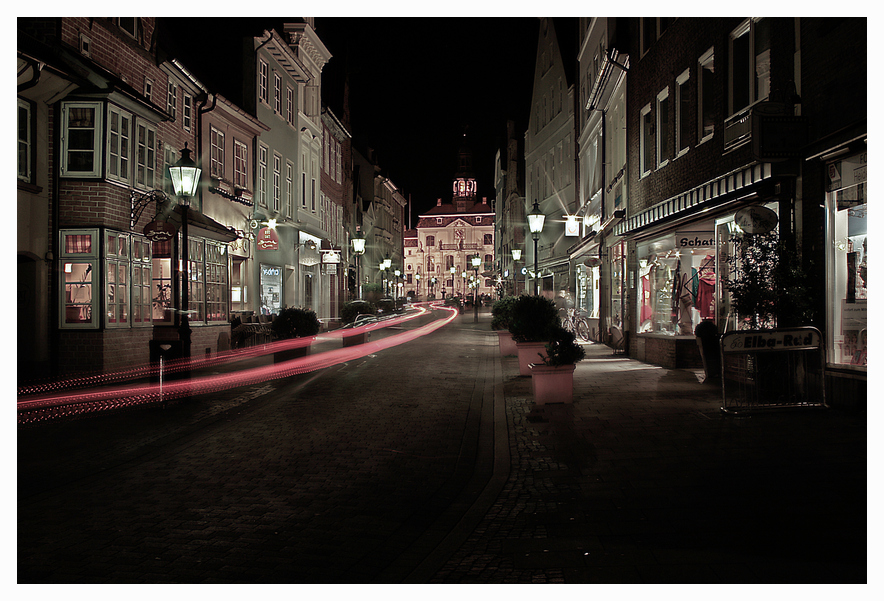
[512,248,522,296]
[394,268,401,308]
[169,143,201,360]
[449,265,456,298]
[431,277,436,299]
[379,262,387,298]
[415,272,421,301]
[527,200,546,296]
[471,254,481,322]
[352,229,366,300]
[461,270,467,300]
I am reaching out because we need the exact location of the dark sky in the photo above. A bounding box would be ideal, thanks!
[315,18,540,223]
[160,17,544,226]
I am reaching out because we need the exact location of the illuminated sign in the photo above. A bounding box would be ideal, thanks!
[564,215,580,237]
[257,227,279,251]
[675,231,715,248]
[735,206,778,235]
[721,328,821,353]
[143,219,176,242]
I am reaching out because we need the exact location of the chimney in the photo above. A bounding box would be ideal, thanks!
[437,198,442,206]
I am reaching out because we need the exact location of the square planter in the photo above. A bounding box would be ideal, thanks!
[516,341,548,377]
[529,363,576,404]
[496,330,518,357]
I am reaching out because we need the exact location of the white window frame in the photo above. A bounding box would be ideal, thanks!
[728,18,770,117]
[183,93,193,132]
[167,81,177,120]
[639,103,653,178]
[105,230,131,328]
[675,69,691,158]
[258,144,268,207]
[286,86,294,125]
[59,228,99,329]
[18,98,32,183]
[61,101,103,178]
[285,160,294,217]
[656,87,670,169]
[118,18,138,39]
[258,59,268,105]
[144,78,153,102]
[698,47,715,144]
[210,127,225,179]
[234,139,248,189]
[274,72,282,115]
[135,121,157,190]
[273,152,282,213]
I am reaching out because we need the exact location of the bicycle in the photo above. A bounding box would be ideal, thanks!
[560,307,591,342]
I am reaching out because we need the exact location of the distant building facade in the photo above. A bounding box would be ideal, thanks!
[414,139,495,300]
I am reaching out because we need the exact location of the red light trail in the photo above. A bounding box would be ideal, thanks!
[18,303,457,425]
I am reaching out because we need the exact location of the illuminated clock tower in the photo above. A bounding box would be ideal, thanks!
[452,133,477,212]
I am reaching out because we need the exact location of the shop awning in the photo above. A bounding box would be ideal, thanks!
[615,162,773,237]
[167,205,240,243]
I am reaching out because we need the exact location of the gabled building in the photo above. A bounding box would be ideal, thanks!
[494,120,526,297]
[415,139,495,300]
[525,17,577,299]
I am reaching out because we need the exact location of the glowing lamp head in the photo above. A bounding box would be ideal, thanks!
[512,249,522,261]
[352,232,366,254]
[169,143,201,201]
[383,257,392,269]
[471,255,481,269]
[527,201,545,236]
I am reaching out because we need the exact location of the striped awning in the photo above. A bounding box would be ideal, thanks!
[614,162,772,237]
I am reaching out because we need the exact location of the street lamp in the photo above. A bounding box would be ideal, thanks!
[379,261,387,298]
[471,254,481,323]
[415,272,421,301]
[449,265,456,298]
[527,200,546,296]
[394,268,401,308]
[512,248,522,296]
[352,229,365,300]
[169,143,201,359]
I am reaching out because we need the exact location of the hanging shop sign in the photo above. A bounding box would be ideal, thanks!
[564,215,580,237]
[735,205,778,235]
[675,231,715,249]
[321,250,341,264]
[256,227,279,251]
[143,219,177,242]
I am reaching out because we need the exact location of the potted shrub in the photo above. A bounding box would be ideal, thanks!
[491,296,519,357]
[341,300,375,347]
[508,295,560,376]
[529,326,586,404]
[271,307,320,362]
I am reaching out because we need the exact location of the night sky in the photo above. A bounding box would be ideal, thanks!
[315,17,542,224]
[160,17,546,226]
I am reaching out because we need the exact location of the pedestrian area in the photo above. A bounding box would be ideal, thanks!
[17,309,866,584]
[429,318,867,583]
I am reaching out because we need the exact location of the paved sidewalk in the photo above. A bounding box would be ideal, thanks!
[430,329,867,583]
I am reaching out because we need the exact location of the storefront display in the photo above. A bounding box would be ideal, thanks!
[636,225,715,336]
[827,151,867,368]
[260,263,282,315]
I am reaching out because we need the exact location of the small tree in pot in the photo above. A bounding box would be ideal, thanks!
[491,296,519,356]
[272,307,320,361]
[529,325,586,404]
[508,295,560,376]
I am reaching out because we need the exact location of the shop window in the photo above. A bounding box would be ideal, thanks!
[187,239,206,322]
[59,229,98,328]
[131,237,152,325]
[637,227,716,336]
[105,232,130,326]
[205,242,229,322]
[827,152,867,368]
[152,239,173,323]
